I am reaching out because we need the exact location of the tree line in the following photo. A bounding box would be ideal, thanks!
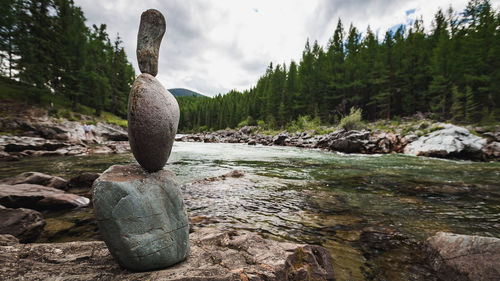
[178,0,499,132]
[0,0,135,117]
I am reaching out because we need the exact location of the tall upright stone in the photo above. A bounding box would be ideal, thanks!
[93,9,189,272]
[128,9,179,172]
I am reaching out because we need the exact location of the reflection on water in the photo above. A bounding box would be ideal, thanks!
[1,142,499,280]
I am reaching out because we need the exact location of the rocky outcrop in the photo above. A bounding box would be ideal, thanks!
[0,227,335,280]
[0,205,45,243]
[425,232,500,281]
[93,164,189,271]
[0,183,89,210]
[404,124,487,159]
[0,171,68,190]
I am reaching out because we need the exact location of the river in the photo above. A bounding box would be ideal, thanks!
[1,142,499,280]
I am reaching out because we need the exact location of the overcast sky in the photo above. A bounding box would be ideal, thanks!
[73,0,497,97]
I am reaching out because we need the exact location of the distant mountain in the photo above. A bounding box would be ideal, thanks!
[168,88,207,98]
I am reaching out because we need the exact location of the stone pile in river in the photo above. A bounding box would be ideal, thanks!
[92,9,189,271]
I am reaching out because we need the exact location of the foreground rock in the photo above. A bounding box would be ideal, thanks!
[426,232,500,281]
[0,227,335,280]
[0,205,45,243]
[93,164,189,271]
[404,124,486,159]
[0,183,89,210]
[0,171,68,190]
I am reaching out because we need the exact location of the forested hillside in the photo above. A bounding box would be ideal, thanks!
[178,0,499,132]
[0,0,135,118]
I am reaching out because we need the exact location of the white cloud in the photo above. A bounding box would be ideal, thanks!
[74,0,496,96]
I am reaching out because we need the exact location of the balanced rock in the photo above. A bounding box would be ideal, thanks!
[137,9,166,76]
[128,73,179,172]
[92,164,189,271]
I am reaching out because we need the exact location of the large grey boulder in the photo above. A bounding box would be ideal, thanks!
[404,124,486,159]
[92,164,189,271]
[0,227,335,280]
[426,232,500,281]
[0,205,45,243]
[128,73,179,172]
[136,9,165,76]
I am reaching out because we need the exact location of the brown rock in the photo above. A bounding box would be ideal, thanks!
[0,171,68,190]
[68,172,100,189]
[0,205,45,243]
[0,234,19,245]
[0,227,335,280]
[128,73,179,172]
[0,183,89,210]
[426,232,500,281]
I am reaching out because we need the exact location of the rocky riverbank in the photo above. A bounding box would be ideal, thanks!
[177,123,500,161]
[0,102,129,161]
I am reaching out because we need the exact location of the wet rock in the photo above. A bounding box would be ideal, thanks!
[68,172,100,189]
[0,205,45,243]
[404,124,486,160]
[136,9,166,76]
[128,73,179,172]
[360,224,408,253]
[0,234,19,245]
[483,141,500,160]
[0,171,68,190]
[273,132,289,145]
[0,183,89,210]
[92,164,189,271]
[329,130,370,153]
[425,232,500,281]
[0,227,335,280]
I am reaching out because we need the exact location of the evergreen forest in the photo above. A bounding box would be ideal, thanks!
[177,0,499,132]
[0,0,135,118]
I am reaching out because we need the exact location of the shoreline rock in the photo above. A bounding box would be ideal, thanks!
[0,227,335,281]
[176,123,499,161]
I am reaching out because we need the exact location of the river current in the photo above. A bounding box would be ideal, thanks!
[1,142,499,280]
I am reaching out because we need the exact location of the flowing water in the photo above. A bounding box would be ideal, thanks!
[1,142,499,280]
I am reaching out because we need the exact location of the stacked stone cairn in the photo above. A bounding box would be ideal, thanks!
[92,9,189,271]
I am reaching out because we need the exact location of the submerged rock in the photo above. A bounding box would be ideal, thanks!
[404,124,486,159]
[92,164,189,271]
[0,227,335,280]
[0,205,45,243]
[425,232,500,281]
[0,183,89,210]
[128,73,179,172]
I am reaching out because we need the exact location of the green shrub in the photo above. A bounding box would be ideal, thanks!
[339,107,364,131]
